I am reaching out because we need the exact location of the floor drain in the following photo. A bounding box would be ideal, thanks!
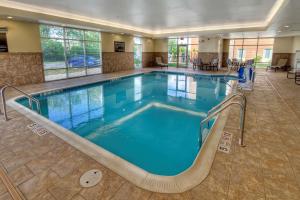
[80,169,102,188]
[27,123,50,136]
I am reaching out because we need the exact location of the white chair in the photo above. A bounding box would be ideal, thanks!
[287,66,300,79]
[155,57,168,68]
[266,59,288,72]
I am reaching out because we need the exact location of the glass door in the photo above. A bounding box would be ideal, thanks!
[177,45,188,67]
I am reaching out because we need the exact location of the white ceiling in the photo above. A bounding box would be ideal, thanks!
[1,0,300,38]
[223,0,300,38]
[11,0,276,30]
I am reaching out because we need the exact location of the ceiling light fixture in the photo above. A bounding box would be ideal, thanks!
[7,16,13,19]
[284,25,289,28]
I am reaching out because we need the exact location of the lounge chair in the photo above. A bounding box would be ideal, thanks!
[266,59,288,72]
[155,57,168,68]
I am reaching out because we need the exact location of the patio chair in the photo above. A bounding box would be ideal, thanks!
[266,59,288,72]
[155,57,168,68]
[226,58,232,68]
[296,71,300,85]
[210,58,219,71]
[287,65,300,79]
[231,58,240,71]
[193,58,204,70]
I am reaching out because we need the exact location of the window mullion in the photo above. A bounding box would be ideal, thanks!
[63,27,69,78]
[83,31,87,75]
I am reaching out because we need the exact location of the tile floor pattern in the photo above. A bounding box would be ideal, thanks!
[0,179,13,200]
[0,68,300,199]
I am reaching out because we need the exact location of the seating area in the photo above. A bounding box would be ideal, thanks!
[192,58,219,71]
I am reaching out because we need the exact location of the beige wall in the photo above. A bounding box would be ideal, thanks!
[0,20,41,52]
[273,37,294,53]
[199,38,220,53]
[292,36,300,53]
[142,38,154,52]
[154,39,168,52]
[101,33,155,53]
[101,32,134,52]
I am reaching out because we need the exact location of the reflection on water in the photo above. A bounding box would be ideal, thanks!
[134,77,142,101]
[20,73,234,132]
[167,74,197,100]
[45,86,104,129]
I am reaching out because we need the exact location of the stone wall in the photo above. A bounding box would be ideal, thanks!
[102,52,134,73]
[222,52,229,68]
[272,53,294,66]
[0,53,44,86]
[198,52,218,63]
[142,52,154,67]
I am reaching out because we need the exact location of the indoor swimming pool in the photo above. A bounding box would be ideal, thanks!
[15,72,235,176]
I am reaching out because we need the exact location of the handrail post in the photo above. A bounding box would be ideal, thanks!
[200,100,246,147]
[1,87,8,121]
[239,96,247,147]
[0,84,41,121]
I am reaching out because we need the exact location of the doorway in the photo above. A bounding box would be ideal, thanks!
[168,38,199,68]
[177,45,188,67]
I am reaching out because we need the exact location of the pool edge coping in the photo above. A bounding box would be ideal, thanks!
[7,70,235,193]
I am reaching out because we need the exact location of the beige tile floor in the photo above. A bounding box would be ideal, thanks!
[0,68,300,200]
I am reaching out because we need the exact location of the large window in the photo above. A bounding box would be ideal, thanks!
[40,25,102,81]
[133,37,142,68]
[228,38,274,68]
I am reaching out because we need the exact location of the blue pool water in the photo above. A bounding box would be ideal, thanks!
[17,72,235,175]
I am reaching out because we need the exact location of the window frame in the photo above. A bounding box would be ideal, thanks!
[228,37,274,68]
[40,24,102,81]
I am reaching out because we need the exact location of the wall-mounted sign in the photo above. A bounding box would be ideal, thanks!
[114,41,125,52]
[0,33,8,52]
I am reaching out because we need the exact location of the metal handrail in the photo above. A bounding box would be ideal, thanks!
[200,101,246,147]
[1,84,41,121]
[208,92,246,115]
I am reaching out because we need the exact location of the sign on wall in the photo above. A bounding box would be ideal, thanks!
[114,41,125,52]
[0,33,8,52]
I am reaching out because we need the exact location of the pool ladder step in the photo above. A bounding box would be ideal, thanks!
[200,92,247,147]
[0,83,41,121]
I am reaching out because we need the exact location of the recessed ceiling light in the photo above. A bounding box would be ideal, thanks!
[284,25,289,28]
[7,16,13,19]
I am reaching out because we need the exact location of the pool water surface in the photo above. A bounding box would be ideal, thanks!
[16,72,235,175]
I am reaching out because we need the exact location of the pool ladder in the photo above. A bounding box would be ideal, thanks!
[200,92,247,147]
[0,83,41,121]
